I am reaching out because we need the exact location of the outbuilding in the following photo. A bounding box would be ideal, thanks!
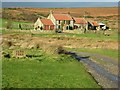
[34,18,55,30]
[99,23,109,30]
[73,17,88,30]
[88,21,99,30]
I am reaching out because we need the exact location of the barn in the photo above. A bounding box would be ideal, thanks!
[34,18,55,30]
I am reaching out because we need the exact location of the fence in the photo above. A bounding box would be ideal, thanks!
[12,23,34,30]
[13,50,26,58]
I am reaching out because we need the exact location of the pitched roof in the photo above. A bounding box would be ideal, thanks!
[53,14,73,20]
[92,21,99,26]
[99,23,105,25]
[73,17,87,24]
[41,19,54,25]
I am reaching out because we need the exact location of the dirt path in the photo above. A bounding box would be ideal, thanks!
[71,51,119,88]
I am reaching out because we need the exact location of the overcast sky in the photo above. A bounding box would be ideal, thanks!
[1,0,119,2]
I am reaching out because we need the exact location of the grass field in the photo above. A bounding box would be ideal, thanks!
[2,49,101,88]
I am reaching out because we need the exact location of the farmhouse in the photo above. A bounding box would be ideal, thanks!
[47,11,74,30]
[34,10,104,31]
[34,18,55,30]
[73,17,88,30]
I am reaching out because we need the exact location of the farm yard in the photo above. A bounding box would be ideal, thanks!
[1,7,119,88]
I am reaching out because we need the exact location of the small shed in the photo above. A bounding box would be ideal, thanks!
[98,23,109,30]
[34,18,55,30]
[99,23,105,28]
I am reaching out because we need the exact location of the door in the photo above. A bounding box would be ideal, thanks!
[44,25,49,30]
[50,25,54,30]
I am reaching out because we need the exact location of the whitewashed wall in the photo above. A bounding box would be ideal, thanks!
[34,18,44,30]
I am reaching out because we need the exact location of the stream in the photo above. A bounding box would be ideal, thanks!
[67,51,119,88]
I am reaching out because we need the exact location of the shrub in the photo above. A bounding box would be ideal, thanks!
[36,44,40,49]
[5,20,13,29]
[6,41,13,47]
[4,53,11,58]
[57,46,66,54]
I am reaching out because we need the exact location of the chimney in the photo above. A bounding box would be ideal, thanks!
[68,12,70,15]
[50,10,53,14]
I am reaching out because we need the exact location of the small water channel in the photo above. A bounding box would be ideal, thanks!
[67,51,120,85]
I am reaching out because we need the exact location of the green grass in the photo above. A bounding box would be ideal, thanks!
[0,18,2,27]
[2,49,101,88]
[31,30,118,41]
[1,18,34,29]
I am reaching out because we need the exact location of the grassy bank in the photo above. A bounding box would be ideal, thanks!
[66,48,118,60]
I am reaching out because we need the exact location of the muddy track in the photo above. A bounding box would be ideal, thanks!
[68,51,119,88]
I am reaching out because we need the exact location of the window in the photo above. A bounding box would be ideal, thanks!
[59,20,60,24]
[66,21,70,24]
[63,20,65,24]
[68,21,70,24]
[58,25,60,29]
